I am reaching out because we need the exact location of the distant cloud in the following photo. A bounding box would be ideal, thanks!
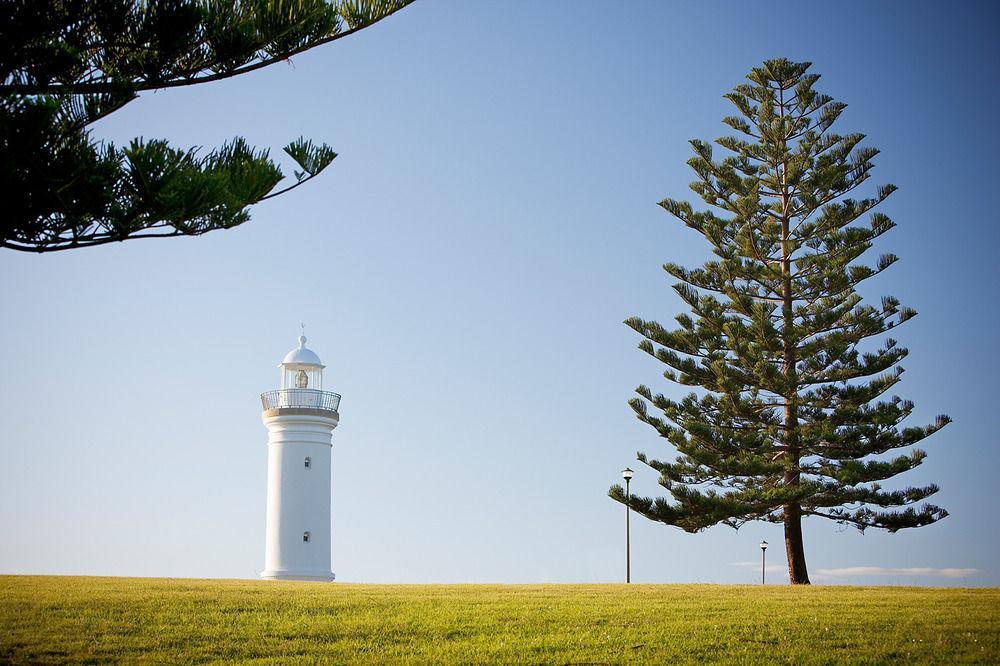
[815,566,981,579]
[730,562,982,580]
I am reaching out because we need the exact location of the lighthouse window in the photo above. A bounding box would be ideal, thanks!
[303,531,311,543]
[304,457,312,469]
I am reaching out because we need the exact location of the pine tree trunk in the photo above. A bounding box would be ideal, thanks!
[777,84,810,585]
[783,503,810,584]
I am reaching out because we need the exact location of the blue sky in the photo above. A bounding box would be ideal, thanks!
[1,0,998,585]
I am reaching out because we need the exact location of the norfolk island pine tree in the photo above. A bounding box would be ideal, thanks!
[609,59,949,585]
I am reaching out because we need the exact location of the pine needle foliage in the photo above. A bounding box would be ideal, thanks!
[609,59,949,584]
[0,0,413,252]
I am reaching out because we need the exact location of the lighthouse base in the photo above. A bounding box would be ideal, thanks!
[260,569,336,582]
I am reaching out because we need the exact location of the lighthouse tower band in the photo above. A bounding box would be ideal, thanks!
[260,334,340,581]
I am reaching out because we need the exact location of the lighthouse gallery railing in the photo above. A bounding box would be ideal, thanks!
[260,389,341,413]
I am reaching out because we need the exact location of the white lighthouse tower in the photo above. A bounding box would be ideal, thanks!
[259,333,340,581]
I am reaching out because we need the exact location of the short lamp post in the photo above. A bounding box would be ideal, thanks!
[760,540,768,585]
[622,467,634,584]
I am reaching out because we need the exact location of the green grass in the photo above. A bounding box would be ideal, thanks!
[1,576,997,664]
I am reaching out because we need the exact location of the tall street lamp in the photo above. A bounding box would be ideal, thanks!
[760,540,768,585]
[622,467,634,584]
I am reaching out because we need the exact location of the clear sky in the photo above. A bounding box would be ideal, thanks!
[2,0,998,586]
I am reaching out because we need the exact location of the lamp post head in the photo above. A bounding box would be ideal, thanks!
[622,467,634,481]
[760,540,768,551]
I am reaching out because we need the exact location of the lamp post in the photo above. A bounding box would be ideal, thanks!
[759,540,768,585]
[622,467,634,584]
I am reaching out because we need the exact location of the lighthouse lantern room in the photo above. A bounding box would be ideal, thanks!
[280,337,324,390]
[260,333,341,581]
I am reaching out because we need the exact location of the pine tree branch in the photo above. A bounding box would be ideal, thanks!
[1,229,186,253]
[257,171,320,201]
[0,2,415,95]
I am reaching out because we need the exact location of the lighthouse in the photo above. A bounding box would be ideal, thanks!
[259,334,340,581]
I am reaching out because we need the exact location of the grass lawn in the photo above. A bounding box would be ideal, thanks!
[1,576,997,664]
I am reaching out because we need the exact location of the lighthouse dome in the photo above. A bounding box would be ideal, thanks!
[281,335,324,368]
